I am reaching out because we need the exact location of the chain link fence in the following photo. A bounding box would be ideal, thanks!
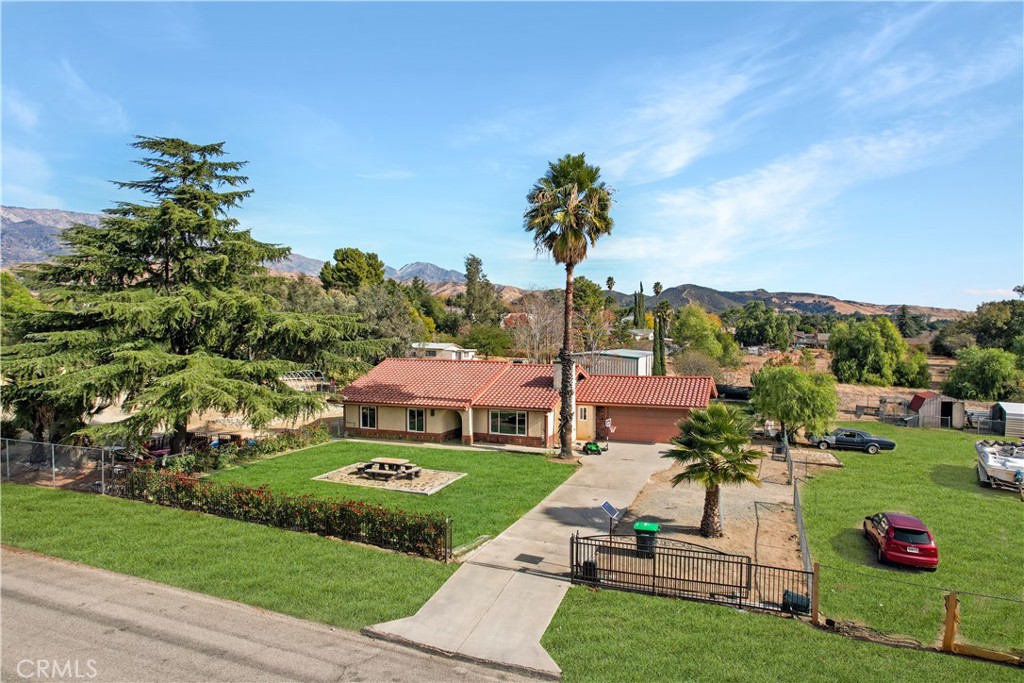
[2,438,187,494]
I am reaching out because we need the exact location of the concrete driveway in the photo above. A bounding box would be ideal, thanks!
[1,548,533,683]
[367,442,672,679]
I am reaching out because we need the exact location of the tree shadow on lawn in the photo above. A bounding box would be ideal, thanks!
[831,527,876,567]
[929,463,1006,497]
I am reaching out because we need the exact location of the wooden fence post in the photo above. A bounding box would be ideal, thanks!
[941,592,960,653]
[811,562,821,626]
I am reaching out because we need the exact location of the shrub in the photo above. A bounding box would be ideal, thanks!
[943,346,1024,401]
[177,422,331,474]
[118,470,451,561]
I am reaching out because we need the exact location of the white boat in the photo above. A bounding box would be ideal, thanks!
[975,440,1024,491]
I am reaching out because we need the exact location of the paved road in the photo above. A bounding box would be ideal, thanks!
[369,442,671,678]
[1,549,533,683]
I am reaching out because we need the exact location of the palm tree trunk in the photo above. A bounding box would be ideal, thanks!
[558,262,576,458]
[700,484,723,537]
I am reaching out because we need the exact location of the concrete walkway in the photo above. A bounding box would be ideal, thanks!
[367,442,672,679]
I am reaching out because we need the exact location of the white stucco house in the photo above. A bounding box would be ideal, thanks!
[409,342,477,361]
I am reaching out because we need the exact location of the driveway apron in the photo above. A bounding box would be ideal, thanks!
[367,442,672,678]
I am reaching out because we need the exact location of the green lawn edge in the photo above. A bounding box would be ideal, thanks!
[543,587,1022,683]
[0,483,454,630]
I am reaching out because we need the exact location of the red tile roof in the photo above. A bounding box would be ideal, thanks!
[475,364,560,410]
[343,358,716,412]
[341,358,508,409]
[576,374,717,408]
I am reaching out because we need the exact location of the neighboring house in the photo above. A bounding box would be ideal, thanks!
[572,349,653,376]
[793,332,830,349]
[629,329,654,341]
[409,342,477,361]
[341,358,716,446]
[500,312,531,329]
[908,391,965,429]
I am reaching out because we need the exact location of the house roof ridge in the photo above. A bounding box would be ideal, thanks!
[469,363,513,404]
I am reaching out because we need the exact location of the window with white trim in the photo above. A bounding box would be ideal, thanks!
[425,350,437,357]
[360,406,377,429]
[490,410,527,436]
[579,406,588,421]
[408,408,425,432]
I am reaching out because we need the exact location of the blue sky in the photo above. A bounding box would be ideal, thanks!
[2,2,1021,311]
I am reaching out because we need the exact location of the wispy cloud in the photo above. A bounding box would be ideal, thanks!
[1,145,65,208]
[355,169,415,181]
[598,73,755,185]
[58,59,128,133]
[595,115,1007,276]
[965,288,1018,300]
[3,89,40,132]
[841,34,1023,112]
[853,4,940,67]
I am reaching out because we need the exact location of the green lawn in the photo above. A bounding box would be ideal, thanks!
[801,422,1024,651]
[205,440,576,547]
[0,483,454,630]
[544,587,1021,682]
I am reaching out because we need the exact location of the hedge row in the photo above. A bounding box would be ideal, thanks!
[117,470,451,561]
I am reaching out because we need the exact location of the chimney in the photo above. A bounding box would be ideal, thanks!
[553,360,562,391]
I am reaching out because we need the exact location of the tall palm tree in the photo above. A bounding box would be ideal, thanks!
[663,403,764,537]
[525,153,614,458]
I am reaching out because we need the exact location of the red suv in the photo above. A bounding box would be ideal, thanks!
[863,512,939,570]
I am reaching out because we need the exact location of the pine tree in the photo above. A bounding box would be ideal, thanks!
[319,247,385,294]
[3,137,388,451]
[463,254,501,324]
[633,282,646,328]
[653,316,665,375]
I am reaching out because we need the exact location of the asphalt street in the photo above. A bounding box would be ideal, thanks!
[1,548,534,683]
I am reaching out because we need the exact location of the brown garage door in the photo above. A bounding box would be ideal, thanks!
[605,407,688,443]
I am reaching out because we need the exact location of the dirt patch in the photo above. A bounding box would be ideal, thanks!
[612,442,843,570]
[313,463,466,495]
[723,350,989,421]
[3,461,108,492]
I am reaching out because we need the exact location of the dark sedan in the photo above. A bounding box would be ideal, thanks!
[812,428,896,454]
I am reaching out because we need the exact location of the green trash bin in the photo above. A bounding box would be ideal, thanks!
[634,521,661,558]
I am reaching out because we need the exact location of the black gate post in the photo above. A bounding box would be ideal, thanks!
[569,532,576,582]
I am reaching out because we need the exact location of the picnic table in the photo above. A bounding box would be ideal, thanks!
[358,458,422,480]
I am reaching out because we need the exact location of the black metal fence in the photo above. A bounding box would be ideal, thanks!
[570,533,812,614]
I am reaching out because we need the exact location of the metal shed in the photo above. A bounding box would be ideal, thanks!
[990,402,1024,438]
[908,391,965,429]
[572,350,654,376]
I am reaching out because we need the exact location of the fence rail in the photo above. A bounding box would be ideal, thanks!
[2,437,188,494]
[570,533,812,614]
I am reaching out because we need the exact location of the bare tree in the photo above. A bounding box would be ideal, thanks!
[508,289,562,362]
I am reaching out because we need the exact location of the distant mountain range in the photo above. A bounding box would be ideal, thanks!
[1,206,465,285]
[0,206,965,320]
[607,285,964,321]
